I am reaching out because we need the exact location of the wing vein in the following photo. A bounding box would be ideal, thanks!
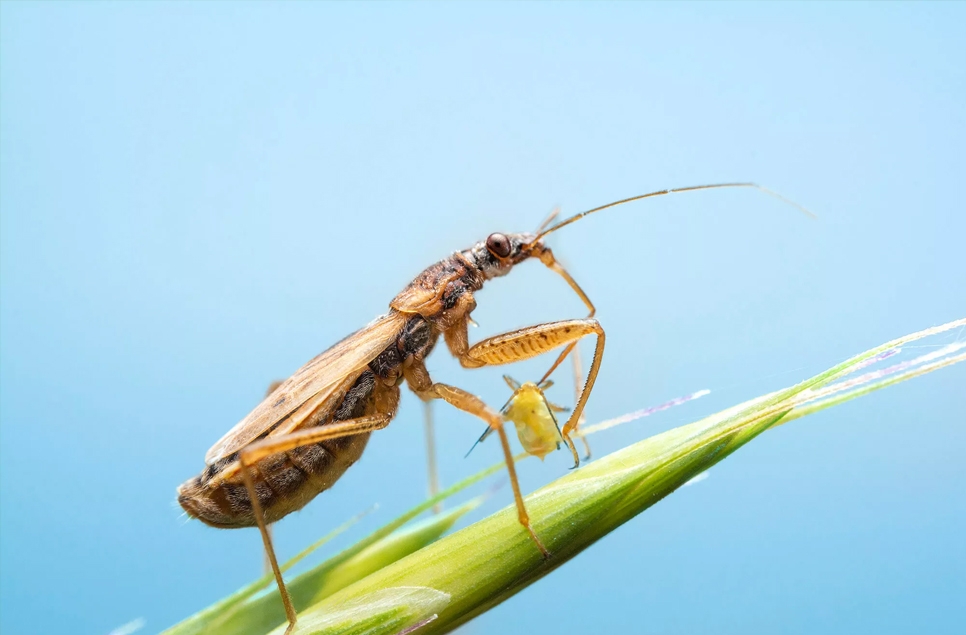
[204,311,407,464]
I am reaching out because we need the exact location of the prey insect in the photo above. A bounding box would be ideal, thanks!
[501,376,570,460]
[468,376,570,462]
[177,182,810,633]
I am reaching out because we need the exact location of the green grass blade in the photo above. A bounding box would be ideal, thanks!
[212,498,483,635]
[277,587,450,635]
[782,349,966,424]
[269,318,965,635]
[163,513,365,635]
[164,462,503,635]
[166,318,964,635]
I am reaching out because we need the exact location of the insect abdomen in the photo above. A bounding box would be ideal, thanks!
[178,372,382,528]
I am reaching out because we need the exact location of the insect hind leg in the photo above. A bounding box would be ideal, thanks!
[234,414,393,634]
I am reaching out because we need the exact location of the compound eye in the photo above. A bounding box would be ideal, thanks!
[486,233,512,258]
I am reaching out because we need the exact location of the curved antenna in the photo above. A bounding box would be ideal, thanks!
[534,182,815,242]
[535,205,561,234]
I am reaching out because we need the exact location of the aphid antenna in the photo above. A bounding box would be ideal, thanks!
[465,427,492,459]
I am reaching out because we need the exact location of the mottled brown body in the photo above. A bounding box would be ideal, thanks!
[179,315,438,528]
[175,182,805,634]
[177,226,606,568]
[179,370,388,527]
[177,239,537,529]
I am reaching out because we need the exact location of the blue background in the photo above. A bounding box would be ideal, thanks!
[2,3,964,634]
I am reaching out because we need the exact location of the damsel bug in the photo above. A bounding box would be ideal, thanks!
[177,183,811,633]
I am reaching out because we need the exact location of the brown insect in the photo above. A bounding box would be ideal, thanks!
[177,183,809,633]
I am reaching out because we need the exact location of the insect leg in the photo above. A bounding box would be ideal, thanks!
[449,318,605,468]
[232,414,393,634]
[494,422,549,557]
[404,363,549,557]
[520,247,602,464]
[237,415,392,468]
[263,381,283,574]
[569,345,592,460]
[237,463,297,633]
[531,247,596,383]
[423,401,442,512]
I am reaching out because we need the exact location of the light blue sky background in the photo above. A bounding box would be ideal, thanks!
[2,3,964,634]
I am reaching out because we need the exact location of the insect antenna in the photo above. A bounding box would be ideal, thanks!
[466,384,520,458]
[533,182,815,242]
[535,205,561,234]
[465,426,493,458]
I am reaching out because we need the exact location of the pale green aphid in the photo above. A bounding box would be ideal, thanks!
[500,376,569,460]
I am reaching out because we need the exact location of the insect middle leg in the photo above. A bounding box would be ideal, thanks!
[219,414,393,634]
[445,317,605,467]
[405,362,549,557]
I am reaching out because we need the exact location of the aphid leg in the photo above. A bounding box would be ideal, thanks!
[447,317,606,468]
[234,414,393,634]
[405,364,549,557]
[423,401,442,513]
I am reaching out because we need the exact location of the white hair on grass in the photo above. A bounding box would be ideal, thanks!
[106,617,145,635]
[683,471,710,487]
[579,389,711,437]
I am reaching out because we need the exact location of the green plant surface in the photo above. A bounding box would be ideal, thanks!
[208,498,483,635]
[164,513,367,635]
[167,318,965,635]
[164,470,503,635]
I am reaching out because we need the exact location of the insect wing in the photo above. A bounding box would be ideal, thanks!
[390,258,465,315]
[269,369,366,439]
[204,311,408,464]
